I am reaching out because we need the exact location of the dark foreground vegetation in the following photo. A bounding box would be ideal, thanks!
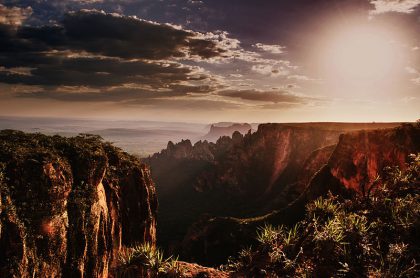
[115,153,419,277]
[224,153,420,277]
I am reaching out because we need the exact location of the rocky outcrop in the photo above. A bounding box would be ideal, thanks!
[178,124,419,266]
[309,124,420,196]
[149,124,345,261]
[203,123,252,142]
[193,124,342,205]
[0,130,157,278]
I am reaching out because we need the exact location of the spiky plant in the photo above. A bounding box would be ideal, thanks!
[256,224,279,246]
[116,243,167,277]
[226,154,420,277]
[306,196,340,223]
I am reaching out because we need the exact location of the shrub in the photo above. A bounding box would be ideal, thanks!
[227,154,420,277]
[306,196,340,223]
[116,243,183,278]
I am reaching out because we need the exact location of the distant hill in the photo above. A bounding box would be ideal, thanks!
[269,122,405,131]
[0,116,207,156]
[202,123,253,142]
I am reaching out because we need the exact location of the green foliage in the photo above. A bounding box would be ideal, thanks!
[116,243,183,278]
[256,224,278,246]
[306,196,339,223]
[227,153,420,277]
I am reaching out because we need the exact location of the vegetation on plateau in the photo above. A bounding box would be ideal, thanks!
[113,153,419,277]
[114,242,182,278]
[225,153,420,277]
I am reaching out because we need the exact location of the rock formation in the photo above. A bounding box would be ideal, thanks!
[0,130,157,278]
[149,124,346,260]
[308,123,420,196]
[177,123,419,266]
[202,123,253,142]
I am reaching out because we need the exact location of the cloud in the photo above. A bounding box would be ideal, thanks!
[125,97,240,110]
[188,31,298,77]
[0,66,33,76]
[73,0,104,3]
[405,66,420,85]
[370,0,420,14]
[0,3,317,114]
[0,4,32,27]
[217,89,315,104]
[401,96,417,103]
[0,9,230,96]
[411,77,420,84]
[0,55,207,87]
[251,64,289,77]
[12,9,225,60]
[15,82,219,102]
[0,8,300,94]
[405,66,419,74]
[253,43,285,54]
[287,75,314,81]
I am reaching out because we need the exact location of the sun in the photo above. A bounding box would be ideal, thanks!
[328,25,399,81]
[316,22,406,95]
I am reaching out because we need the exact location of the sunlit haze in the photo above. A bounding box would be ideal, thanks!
[322,24,402,83]
[0,1,419,123]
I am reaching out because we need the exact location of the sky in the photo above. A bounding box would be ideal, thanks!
[0,0,419,123]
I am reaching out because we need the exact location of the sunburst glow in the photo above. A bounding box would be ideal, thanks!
[329,27,398,80]
[317,22,407,97]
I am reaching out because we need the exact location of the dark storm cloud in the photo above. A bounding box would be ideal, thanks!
[1,9,224,60]
[58,10,223,59]
[0,56,199,87]
[0,9,226,95]
[218,89,315,104]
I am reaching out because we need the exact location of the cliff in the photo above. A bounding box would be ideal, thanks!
[194,124,341,200]
[202,123,252,142]
[149,124,345,259]
[308,123,420,196]
[0,130,157,278]
[178,124,419,266]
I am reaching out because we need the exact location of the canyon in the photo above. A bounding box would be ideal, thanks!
[0,122,418,276]
[149,122,419,265]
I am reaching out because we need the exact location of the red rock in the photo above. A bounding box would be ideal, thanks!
[0,131,157,277]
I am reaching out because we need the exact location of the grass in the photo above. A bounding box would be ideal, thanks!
[116,243,183,278]
[226,153,420,277]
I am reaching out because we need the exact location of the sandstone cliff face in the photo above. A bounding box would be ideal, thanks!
[193,124,342,203]
[178,124,419,266]
[149,124,344,261]
[0,130,157,278]
[299,144,336,188]
[153,124,342,198]
[309,124,420,196]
